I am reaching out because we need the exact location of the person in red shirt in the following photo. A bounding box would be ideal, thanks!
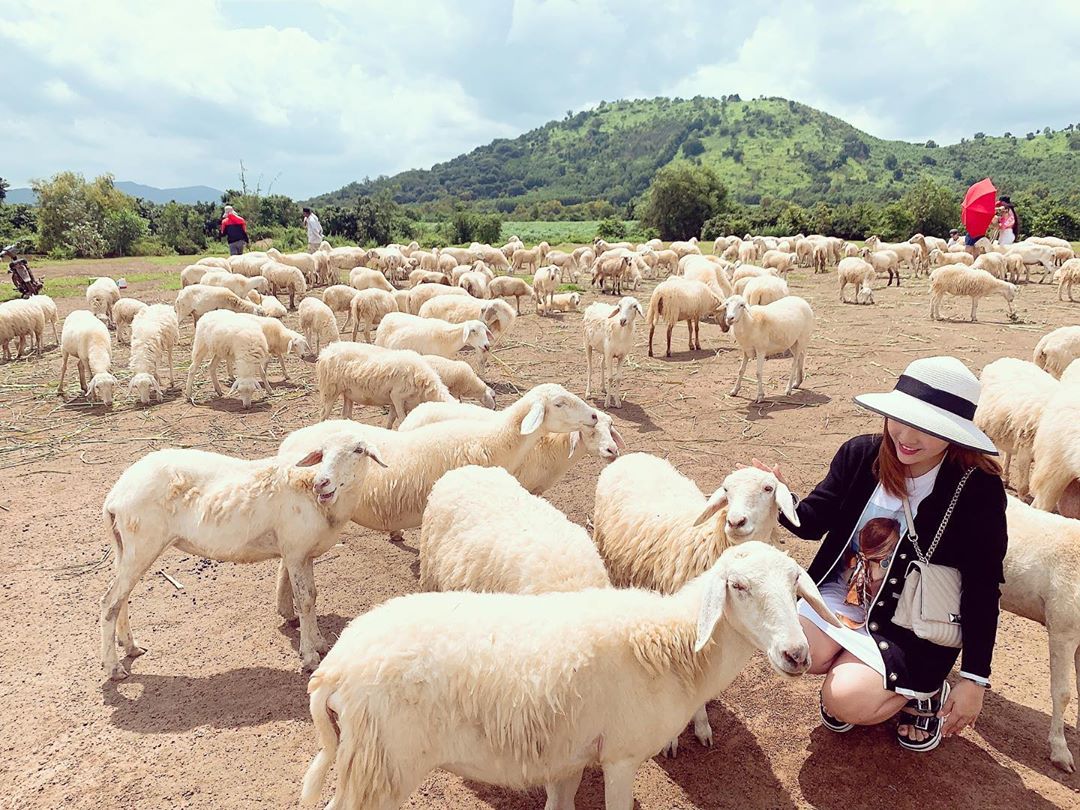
[220,205,249,255]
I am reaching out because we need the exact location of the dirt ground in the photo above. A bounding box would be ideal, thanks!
[1,259,1078,809]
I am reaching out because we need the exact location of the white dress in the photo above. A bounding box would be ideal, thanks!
[799,463,942,683]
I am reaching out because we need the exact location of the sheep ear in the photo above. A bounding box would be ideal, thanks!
[568,431,581,458]
[355,441,389,468]
[607,306,621,319]
[485,328,495,342]
[634,301,644,317]
[461,323,471,342]
[611,426,627,451]
[798,570,840,627]
[775,482,799,526]
[520,398,546,435]
[694,574,727,652]
[693,488,727,527]
[295,450,323,468]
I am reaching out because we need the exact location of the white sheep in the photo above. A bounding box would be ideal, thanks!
[645,277,723,358]
[226,251,269,277]
[1029,361,1080,515]
[929,248,975,267]
[174,284,263,326]
[257,294,288,319]
[315,342,454,426]
[737,275,789,306]
[0,299,46,360]
[185,310,271,408]
[583,296,643,408]
[510,244,548,275]
[127,304,179,404]
[194,256,231,271]
[419,465,610,595]
[681,254,734,298]
[266,247,320,287]
[260,260,308,309]
[348,288,398,343]
[1003,241,1057,283]
[837,257,876,304]
[457,270,491,299]
[407,269,451,288]
[730,263,774,284]
[1057,257,1080,302]
[1034,326,1080,379]
[321,284,360,332]
[27,294,59,346]
[349,266,395,293]
[299,541,835,809]
[58,310,116,406]
[99,429,387,679]
[298,297,340,355]
[111,298,148,345]
[419,354,495,408]
[532,265,558,314]
[405,282,469,315]
[198,270,268,299]
[86,277,120,327]
[375,312,492,360]
[723,294,815,402]
[972,252,1007,279]
[418,296,516,343]
[547,291,582,313]
[487,276,535,315]
[761,250,799,274]
[179,264,210,288]
[241,314,312,383]
[860,248,901,286]
[928,264,1017,322]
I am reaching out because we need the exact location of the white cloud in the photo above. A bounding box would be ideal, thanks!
[41,78,77,105]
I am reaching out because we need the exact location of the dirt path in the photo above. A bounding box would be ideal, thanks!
[1,266,1077,809]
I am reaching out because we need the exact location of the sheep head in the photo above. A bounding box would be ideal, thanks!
[294,438,388,506]
[692,467,798,542]
[128,372,163,404]
[88,372,118,407]
[518,383,598,436]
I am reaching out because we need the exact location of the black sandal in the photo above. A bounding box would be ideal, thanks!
[820,697,854,733]
[896,680,951,752]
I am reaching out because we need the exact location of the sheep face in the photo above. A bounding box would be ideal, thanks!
[694,542,838,675]
[722,295,750,329]
[519,384,599,436]
[608,296,643,327]
[693,467,798,542]
[293,438,388,506]
[572,412,626,461]
[481,387,496,409]
[128,372,163,404]
[87,372,117,407]
[462,320,493,352]
[289,335,316,362]
[228,377,261,409]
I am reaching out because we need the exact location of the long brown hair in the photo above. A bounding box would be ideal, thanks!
[873,419,1001,498]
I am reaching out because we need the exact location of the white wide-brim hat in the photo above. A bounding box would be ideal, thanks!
[854,356,998,455]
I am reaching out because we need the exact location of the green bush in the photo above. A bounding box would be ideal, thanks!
[131,236,174,256]
[596,217,627,240]
[103,208,149,257]
[639,162,727,240]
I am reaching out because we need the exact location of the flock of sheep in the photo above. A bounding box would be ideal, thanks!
[2,227,1080,807]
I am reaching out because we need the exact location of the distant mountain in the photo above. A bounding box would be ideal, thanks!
[5,181,223,205]
[308,96,1080,210]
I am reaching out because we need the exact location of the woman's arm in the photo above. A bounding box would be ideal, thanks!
[957,474,1008,682]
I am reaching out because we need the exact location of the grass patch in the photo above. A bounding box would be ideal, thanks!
[1,269,182,303]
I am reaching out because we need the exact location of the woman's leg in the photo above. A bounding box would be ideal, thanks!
[800,616,844,675]
[821,651,908,726]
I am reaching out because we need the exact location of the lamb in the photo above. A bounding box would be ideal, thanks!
[322,246,370,272]
[1029,361,1080,515]
[547,291,582,313]
[487,275,535,314]
[865,236,926,273]
[58,309,116,406]
[298,297,340,355]
[501,237,524,260]
[194,256,231,271]
[398,401,624,494]
[198,270,268,299]
[761,250,799,274]
[100,430,387,680]
[645,277,723,358]
[418,296,516,342]
[1034,326,1080,378]
[929,248,975,267]
[127,304,179,404]
[737,275,789,306]
[975,358,1059,497]
[928,264,1017,322]
[174,283,263,326]
[653,248,680,276]
[28,294,60,346]
[583,295,643,408]
[242,314,313,383]
[315,342,454,426]
[260,260,308,309]
[185,310,271,408]
[405,282,469,315]
[510,244,547,275]
[299,541,834,809]
[349,289,398,343]
[0,299,46,360]
[179,264,210,287]
[419,354,496,409]
[532,265,558,314]
[837,257,876,304]
[111,298,148,345]
[724,294,815,402]
[1057,257,1080,302]
[86,277,121,327]
[1004,241,1057,283]
[375,312,492,360]
[419,465,610,596]
[1002,252,1027,284]
[278,383,600,534]
[321,284,360,332]
[811,243,829,273]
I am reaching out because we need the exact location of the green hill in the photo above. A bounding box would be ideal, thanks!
[311,96,1080,211]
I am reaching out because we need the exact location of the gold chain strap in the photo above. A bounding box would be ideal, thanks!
[907,467,975,564]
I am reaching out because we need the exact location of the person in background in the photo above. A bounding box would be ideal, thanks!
[303,207,323,253]
[996,197,1019,245]
[946,228,962,250]
[220,205,249,255]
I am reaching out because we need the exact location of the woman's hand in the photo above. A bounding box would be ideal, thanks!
[940,679,985,737]
[751,457,788,486]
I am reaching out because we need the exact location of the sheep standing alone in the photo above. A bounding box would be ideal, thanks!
[300,542,834,809]
[111,298,148,345]
[348,288,398,343]
[583,296,643,408]
[928,264,1017,322]
[375,312,492,360]
[58,310,116,406]
[127,304,179,404]
[298,297,339,355]
[86,277,121,327]
[1034,326,1080,378]
[645,277,724,358]
[724,294,815,402]
[487,276,535,315]
[837,257,876,304]
[100,430,387,679]
[532,265,558,314]
[0,299,46,360]
[28,295,60,346]
[185,310,271,408]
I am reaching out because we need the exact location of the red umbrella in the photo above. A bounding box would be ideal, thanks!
[961,178,997,238]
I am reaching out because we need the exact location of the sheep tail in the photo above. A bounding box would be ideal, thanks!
[301,677,341,806]
[646,291,663,326]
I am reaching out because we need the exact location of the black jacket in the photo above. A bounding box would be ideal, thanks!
[223,222,248,244]
[781,434,1007,693]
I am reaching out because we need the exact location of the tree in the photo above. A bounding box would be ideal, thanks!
[31,171,137,257]
[103,208,149,257]
[883,154,898,170]
[639,163,727,240]
[0,177,8,204]
[901,177,959,237]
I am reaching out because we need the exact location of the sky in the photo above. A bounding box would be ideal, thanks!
[4,0,1080,200]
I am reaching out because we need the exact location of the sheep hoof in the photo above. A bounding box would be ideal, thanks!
[662,739,679,758]
[315,636,332,656]
[389,530,405,543]
[301,651,322,672]
[125,644,147,659]
[694,724,713,748]
[107,663,130,682]
[1051,741,1075,773]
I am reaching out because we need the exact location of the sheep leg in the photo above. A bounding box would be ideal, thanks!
[693,317,701,350]
[1031,464,1071,513]
[388,389,407,428]
[601,353,613,408]
[58,352,69,396]
[584,345,594,400]
[50,320,59,345]
[665,323,674,358]
[970,297,978,322]
[544,769,583,810]
[515,295,522,316]
[610,354,623,408]
[166,344,175,388]
[100,541,162,681]
[342,395,353,420]
[115,598,146,661]
[754,352,767,402]
[285,555,327,670]
[276,560,297,621]
[341,311,352,333]
[601,760,638,810]
[787,351,799,395]
[1048,633,1080,772]
[647,322,656,357]
[692,703,713,747]
[77,359,88,393]
[261,362,275,392]
[208,356,224,396]
[730,353,749,397]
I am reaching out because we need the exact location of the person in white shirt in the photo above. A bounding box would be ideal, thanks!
[946,228,962,250]
[303,207,323,253]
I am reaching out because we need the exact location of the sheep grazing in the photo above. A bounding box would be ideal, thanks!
[487,275,535,315]
[321,284,360,331]
[198,270,268,300]
[375,312,492,360]
[928,264,1017,322]
[86,277,121,327]
[724,294,815,403]
[348,266,395,293]
[547,291,582,313]
[260,260,308,310]
[418,296,516,343]
[591,253,632,295]
[865,236,926,274]
[929,248,975,268]
[407,269,451,288]
[1029,361,1080,516]
[185,310,271,409]
[180,264,209,287]
[1058,257,1080,302]
[299,541,834,809]
[419,354,495,409]
[583,296,643,408]
[0,299,46,360]
[174,284,263,326]
[1034,326,1080,378]
[315,342,454,426]
[111,298,148,345]
[257,294,288,319]
[737,275,789,307]
[837,257,876,304]
[28,294,59,346]
[242,314,312,383]
[127,304,179,404]
[419,465,610,596]
[348,288,398,343]
[58,310,116,406]
[100,429,387,680]
[645,277,724,358]
[457,269,491,299]
[975,358,1058,497]
[298,297,340,356]
[405,282,469,315]
[279,383,599,535]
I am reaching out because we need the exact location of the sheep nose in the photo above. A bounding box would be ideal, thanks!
[313,477,331,493]
[619,318,627,326]
[782,647,810,672]
[727,515,748,530]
